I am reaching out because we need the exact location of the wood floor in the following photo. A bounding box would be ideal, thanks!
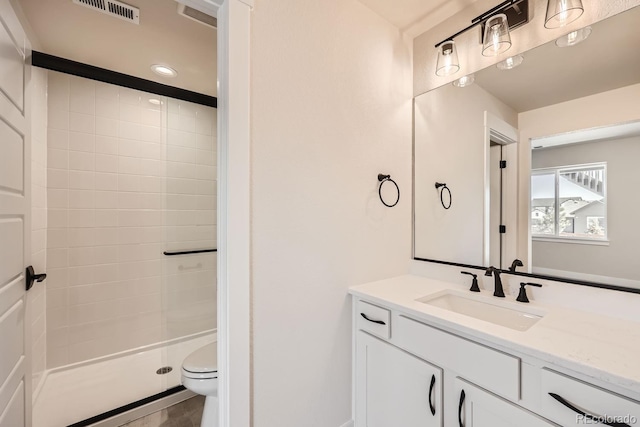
[120,396,205,427]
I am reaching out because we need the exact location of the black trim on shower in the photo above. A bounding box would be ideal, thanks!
[413,257,640,295]
[163,249,217,256]
[31,51,217,108]
[67,385,186,427]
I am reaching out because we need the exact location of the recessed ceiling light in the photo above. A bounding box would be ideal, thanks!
[148,98,163,105]
[497,55,524,70]
[452,74,475,88]
[555,26,592,47]
[151,64,178,77]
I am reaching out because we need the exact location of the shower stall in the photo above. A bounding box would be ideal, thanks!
[30,69,218,426]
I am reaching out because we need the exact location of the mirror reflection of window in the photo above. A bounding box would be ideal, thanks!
[531,164,607,241]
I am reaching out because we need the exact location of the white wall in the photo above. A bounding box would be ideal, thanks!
[29,66,48,395]
[45,72,217,367]
[531,136,640,285]
[250,0,412,425]
[414,83,517,266]
[517,83,640,274]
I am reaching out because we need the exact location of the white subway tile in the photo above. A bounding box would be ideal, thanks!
[196,116,213,135]
[139,210,162,227]
[68,151,94,171]
[196,149,216,166]
[95,135,119,155]
[168,129,196,148]
[68,209,95,228]
[118,156,141,175]
[67,228,96,247]
[197,165,216,181]
[118,174,140,192]
[94,191,118,209]
[167,161,196,179]
[196,133,215,151]
[48,128,69,149]
[95,173,118,191]
[119,88,142,106]
[68,247,95,267]
[46,307,69,330]
[95,117,118,137]
[167,146,196,164]
[118,120,141,140]
[118,139,141,157]
[48,210,68,228]
[68,266,94,286]
[141,94,164,110]
[68,171,94,190]
[119,102,142,123]
[139,125,161,143]
[139,176,162,193]
[138,159,162,176]
[68,132,95,153]
[140,227,162,243]
[49,109,69,131]
[69,112,95,134]
[94,247,119,264]
[93,264,119,284]
[95,210,118,227]
[48,149,69,170]
[68,190,94,209]
[118,192,141,209]
[140,193,161,210]
[69,78,95,115]
[139,142,162,160]
[47,228,68,249]
[118,210,142,227]
[179,102,197,117]
[95,98,119,119]
[95,154,118,173]
[168,99,180,114]
[94,228,120,246]
[118,227,141,245]
[95,82,119,102]
[47,248,68,268]
[140,109,161,127]
[48,169,68,189]
[48,189,68,209]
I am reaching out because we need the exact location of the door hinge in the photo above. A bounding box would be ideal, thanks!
[499,225,506,234]
[500,160,507,169]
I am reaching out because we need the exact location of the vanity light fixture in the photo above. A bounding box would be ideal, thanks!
[482,14,512,56]
[453,74,475,87]
[555,26,591,47]
[433,0,529,76]
[544,0,584,29]
[436,41,460,76]
[151,64,178,78]
[497,54,524,70]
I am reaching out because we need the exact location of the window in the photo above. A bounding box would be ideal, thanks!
[531,163,607,241]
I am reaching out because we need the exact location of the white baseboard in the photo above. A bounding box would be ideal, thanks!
[339,420,354,427]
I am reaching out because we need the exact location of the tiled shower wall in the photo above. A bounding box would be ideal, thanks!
[30,67,48,391]
[45,71,216,368]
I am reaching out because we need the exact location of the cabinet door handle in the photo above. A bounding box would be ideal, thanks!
[428,374,436,416]
[360,313,386,325]
[458,389,465,427]
[549,393,630,427]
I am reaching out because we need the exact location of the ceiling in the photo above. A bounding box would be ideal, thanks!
[18,0,217,96]
[473,6,640,113]
[357,0,479,33]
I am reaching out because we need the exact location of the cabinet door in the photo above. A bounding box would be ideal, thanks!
[356,331,442,427]
[454,378,556,427]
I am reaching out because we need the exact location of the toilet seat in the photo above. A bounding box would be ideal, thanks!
[182,342,218,380]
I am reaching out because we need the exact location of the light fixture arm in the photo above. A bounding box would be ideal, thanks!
[434,0,522,48]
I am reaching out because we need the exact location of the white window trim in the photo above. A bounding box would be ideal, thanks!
[531,162,608,244]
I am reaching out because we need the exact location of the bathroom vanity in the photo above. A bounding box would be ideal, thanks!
[349,275,640,427]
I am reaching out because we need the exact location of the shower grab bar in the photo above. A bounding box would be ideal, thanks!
[163,249,217,256]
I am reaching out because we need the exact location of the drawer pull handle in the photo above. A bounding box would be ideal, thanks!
[428,374,436,416]
[549,393,631,427]
[360,313,386,325]
[458,389,465,427]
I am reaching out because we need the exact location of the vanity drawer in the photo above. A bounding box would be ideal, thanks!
[356,300,391,339]
[394,315,520,401]
[540,369,640,426]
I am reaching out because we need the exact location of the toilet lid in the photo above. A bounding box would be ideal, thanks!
[183,342,218,374]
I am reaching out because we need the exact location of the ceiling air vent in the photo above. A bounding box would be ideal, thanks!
[72,0,140,25]
[177,4,217,29]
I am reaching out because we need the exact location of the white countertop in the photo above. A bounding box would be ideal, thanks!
[349,274,640,399]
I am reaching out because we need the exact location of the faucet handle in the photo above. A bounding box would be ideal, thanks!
[517,282,542,303]
[509,259,524,272]
[461,271,480,292]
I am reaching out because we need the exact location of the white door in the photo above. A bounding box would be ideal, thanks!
[455,379,556,427]
[0,1,31,426]
[355,331,443,427]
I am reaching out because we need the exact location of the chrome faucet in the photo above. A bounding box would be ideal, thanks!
[484,266,505,298]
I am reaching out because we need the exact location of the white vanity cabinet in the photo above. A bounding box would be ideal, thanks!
[352,296,640,427]
[355,331,443,427]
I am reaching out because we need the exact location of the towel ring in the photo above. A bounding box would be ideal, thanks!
[435,182,452,209]
[378,174,400,208]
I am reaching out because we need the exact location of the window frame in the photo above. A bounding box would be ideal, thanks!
[531,162,608,244]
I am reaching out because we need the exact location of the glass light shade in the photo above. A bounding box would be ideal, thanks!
[555,26,592,47]
[482,14,512,57]
[453,74,475,88]
[545,0,584,29]
[497,55,524,70]
[435,41,460,76]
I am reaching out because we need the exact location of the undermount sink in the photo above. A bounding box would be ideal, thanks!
[416,291,545,331]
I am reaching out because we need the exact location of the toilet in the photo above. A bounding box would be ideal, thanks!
[182,342,218,427]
